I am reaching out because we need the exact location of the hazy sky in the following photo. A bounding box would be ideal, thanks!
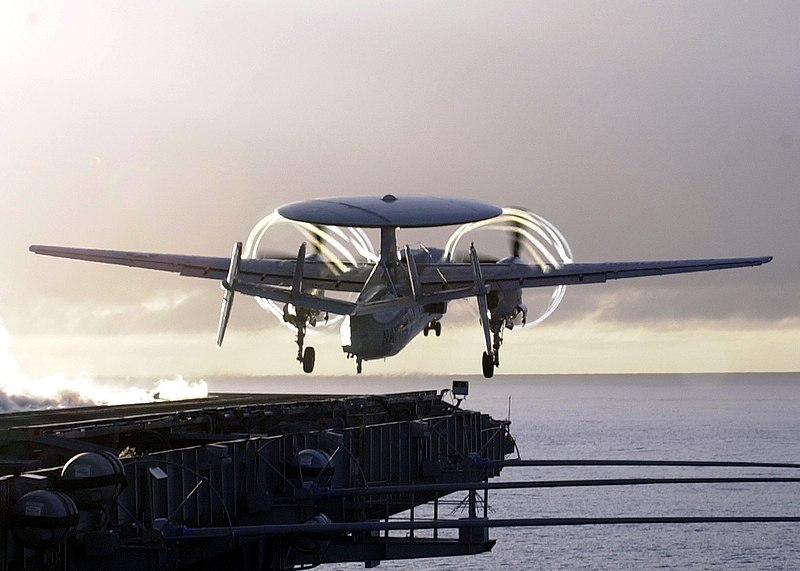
[1,1,798,380]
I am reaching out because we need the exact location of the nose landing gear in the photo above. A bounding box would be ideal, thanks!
[423,320,442,337]
[284,304,318,374]
[482,351,495,378]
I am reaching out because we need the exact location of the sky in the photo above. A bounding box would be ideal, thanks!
[1,1,798,387]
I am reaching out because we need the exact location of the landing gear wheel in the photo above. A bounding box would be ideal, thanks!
[434,321,442,337]
[482,352,494,378]
[302,346,315,373]
[423,324,430,337]
[356,359,363,374]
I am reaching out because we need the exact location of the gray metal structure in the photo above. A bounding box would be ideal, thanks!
[0,390,513,570]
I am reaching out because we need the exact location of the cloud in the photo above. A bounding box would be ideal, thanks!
[1,2,797,376]
[552,277,797,325]
[15,289,211,336]
[0,319,207,412]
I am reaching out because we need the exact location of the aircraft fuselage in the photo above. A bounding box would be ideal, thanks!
[342,304,444,361]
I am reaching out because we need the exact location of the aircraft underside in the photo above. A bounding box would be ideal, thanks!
[341,308,444,373]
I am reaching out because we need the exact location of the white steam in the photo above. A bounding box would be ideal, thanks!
[1,321,207,413]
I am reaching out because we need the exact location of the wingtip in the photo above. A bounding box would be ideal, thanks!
[29,245,59,255]
[29,244,55,255]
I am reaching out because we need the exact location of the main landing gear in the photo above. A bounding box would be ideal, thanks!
[480,321,502,379]
[480,305,527,377]
[481,313,512,378]
[284,304,318,374]
[302,347,315,374]
[482,351,496,379]
[480,337,502,378]
[469,243,503,379]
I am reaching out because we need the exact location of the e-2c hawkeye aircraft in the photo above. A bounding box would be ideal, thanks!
[30,195,771,377]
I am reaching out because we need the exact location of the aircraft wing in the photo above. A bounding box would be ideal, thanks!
[29,244,369,295]
[421,256,773,292]
[30,246,771,312]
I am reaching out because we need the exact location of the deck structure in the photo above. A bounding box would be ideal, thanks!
[0,389,513,570]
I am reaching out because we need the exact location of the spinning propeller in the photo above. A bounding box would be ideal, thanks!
[445,207,573,328]
[229,211,378,373]
[510,218,522,260]
[444,208,573,377]
[242,211,377,331]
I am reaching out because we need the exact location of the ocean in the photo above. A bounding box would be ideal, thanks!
[209,372,800,570]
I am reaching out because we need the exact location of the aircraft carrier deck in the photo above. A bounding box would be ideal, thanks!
[0,387,514,570]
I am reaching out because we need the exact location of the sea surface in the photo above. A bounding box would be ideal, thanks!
[210,372,800,570]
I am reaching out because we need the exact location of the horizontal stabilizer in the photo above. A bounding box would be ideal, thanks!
[350,287,476,316]
[232,282,357,316]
